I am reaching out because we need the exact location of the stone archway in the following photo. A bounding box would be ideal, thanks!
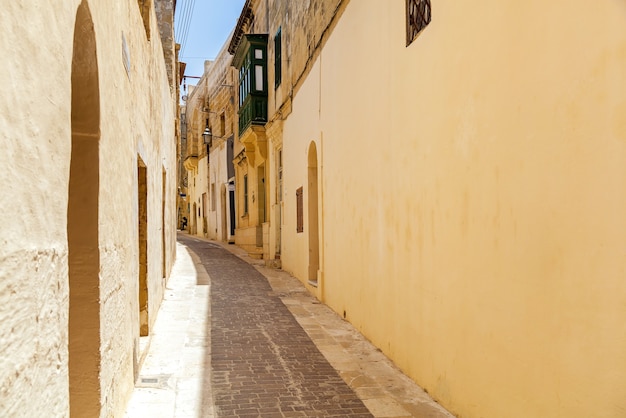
[68,1,101,416]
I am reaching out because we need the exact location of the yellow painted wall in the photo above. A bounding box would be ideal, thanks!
[0,1,177,416]
[282,1,626,417]
[282,58,322,284]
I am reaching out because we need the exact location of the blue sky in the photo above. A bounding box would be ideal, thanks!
[174,0,246,89]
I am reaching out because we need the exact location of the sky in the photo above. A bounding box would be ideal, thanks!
[174,0,246,93]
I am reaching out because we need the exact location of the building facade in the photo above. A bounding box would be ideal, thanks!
[226,0,626,417]
[182,41,238,243]
[204,39,238,243]
[0,1,178,416]
[183,79,209,238]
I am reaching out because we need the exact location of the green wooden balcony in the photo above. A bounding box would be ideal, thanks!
[233,34,268,136]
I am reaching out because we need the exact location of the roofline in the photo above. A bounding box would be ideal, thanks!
[227,0,254,55]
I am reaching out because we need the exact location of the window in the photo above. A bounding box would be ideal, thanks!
[239,54,251,107]
[406,0,431,46]
[255,64,264,91]
[243,175,249,215]
[296,187,303,233]
[277,149,283,202]
[220,113,226,137]
[274,28,282,88]
[211,183,216,211]
[239,47,267,104]
[233,34,268,134]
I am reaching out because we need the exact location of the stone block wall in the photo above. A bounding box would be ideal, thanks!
[0,1,177,416]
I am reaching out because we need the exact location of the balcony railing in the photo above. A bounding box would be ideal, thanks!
[239,95,267,135]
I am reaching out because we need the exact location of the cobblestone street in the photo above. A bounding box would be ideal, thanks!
[197,236,372,417]
[125,233,454,417]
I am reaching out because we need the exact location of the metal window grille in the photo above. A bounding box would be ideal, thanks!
[406,0,431,46]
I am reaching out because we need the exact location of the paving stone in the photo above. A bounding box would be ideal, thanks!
[179,234,372,417]
[127,234,456,418]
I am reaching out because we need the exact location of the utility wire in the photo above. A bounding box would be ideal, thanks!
[174,0,189,41]
[175,0,195,58]
[175,0,192,51]
[177,0,197,58]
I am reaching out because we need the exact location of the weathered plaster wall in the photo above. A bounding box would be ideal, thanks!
[0,2,77,415]
[0,0,177,416]
[282,1,626,417]
[265,0,345,115]
[155,0,176,91]
[207,143,227,240]
[282,59,322,283]
[85,1,177,415]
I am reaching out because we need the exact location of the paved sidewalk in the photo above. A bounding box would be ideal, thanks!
[125,239,214,418]
[125,233,455,417]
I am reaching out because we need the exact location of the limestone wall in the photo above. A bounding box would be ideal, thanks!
[0,1,177,416]
[227,0,346,261]
[186,31,243,247]
[0,2,72,415]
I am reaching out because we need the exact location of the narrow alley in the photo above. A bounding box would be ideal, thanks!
[4,1,626,417]
[125,233,454,418]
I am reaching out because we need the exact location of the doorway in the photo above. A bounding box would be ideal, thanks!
[229,181,236,238]
[257,164,266,223]
[221,184,227,241]
[162,168,166,279]
[137,159,148,336]
[68,1,101,416]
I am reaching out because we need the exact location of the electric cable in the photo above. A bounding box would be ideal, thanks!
[178,0,197,58]
[175,0,194,57]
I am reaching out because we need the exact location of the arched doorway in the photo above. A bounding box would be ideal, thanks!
[162,168,167,279]
[68,1,101,416]
[308,142,319,285]
[137,158,148,336]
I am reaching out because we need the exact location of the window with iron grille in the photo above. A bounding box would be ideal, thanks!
[406,0,431,46]
[296,187,303,233]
